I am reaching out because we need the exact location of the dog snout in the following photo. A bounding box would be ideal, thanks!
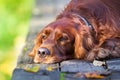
[38,48,50,58]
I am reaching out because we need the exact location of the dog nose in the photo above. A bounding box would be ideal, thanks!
[38,48,50,58]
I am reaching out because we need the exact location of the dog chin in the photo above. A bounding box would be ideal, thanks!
[34,56,62,64]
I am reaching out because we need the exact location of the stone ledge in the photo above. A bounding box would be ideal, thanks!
[12,59,120,80]
[14,54,120,80]
[12,69,60,80]
[60,60,105,73]
[17,59,120,73]
[61,59,120,72]
[107,59,120,71]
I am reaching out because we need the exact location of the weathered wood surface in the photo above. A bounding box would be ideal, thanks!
[12,0,120,80]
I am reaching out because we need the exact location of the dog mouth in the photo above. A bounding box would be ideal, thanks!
[32,47,55,63]
[33,47,74,64]
[34,55,64,64]
[34,55,74,64]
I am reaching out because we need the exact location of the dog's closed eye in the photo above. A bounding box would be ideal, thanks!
[57,34,70,46]
[59,36,68,41]
[41,33,47,40]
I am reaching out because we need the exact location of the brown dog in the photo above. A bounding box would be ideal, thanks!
[29,0,120,63]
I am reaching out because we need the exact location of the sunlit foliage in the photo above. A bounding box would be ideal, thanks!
[0,0,34,80]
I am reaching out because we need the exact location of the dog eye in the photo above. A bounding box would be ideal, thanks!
[41,33,47,39]
[59,36,68,41]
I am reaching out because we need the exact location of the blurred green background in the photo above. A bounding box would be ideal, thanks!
[0,0,34,80]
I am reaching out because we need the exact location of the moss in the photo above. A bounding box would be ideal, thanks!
[60,72,66,80]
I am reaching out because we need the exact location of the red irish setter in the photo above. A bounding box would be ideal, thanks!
[29,0,120,63]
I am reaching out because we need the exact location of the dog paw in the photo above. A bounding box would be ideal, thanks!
[87,48,111,61]
[96,48,111,60]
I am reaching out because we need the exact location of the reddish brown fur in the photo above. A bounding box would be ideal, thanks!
[29,0,120,63]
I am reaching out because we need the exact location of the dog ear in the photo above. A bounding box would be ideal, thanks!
[74,31,87,59]
[28,33,42,57]
[74,25,96,59]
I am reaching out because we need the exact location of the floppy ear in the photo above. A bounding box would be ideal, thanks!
[28,33,42,57]
[74,32,87,59]
[74,26,96,59]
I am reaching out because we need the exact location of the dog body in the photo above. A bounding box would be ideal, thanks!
[29,0,120,63]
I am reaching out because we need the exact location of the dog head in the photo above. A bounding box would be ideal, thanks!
[29,15,96,63]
